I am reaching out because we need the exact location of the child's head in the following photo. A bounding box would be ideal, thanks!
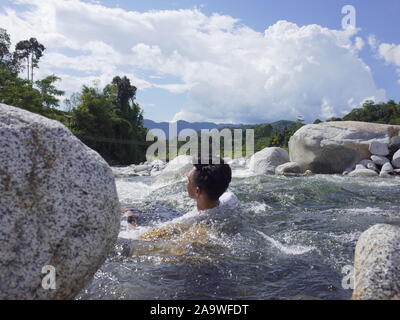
[186,157,232,202]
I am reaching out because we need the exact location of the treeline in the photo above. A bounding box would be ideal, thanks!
[166,120,303,160]
[323,100,400,125]
[0,28,68,122]
[0,28,147,165]
[217,120,304,154]
[70,77,147,165]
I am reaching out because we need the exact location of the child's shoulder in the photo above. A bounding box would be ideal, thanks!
[219,191,239,208]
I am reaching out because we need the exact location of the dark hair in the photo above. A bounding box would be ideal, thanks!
[192,157,232,201]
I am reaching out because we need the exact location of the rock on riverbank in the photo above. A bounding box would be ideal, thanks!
[352,224,400,300]
[249,147,289,175]
[0,104,120,299]
[289,121,400,174]
[112,159,166,178]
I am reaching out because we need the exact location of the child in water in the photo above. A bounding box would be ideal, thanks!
[120,156,239,228]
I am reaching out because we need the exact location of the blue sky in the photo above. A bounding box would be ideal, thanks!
[1,0,400,123]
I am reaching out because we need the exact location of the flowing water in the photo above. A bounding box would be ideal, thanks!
[77,168,400,300]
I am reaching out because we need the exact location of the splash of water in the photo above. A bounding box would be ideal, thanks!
[256,230,316,255]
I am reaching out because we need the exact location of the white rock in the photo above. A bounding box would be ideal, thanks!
[353,224,400,300]
[249,147,289,175]
[367,162,379,172]
[112,166,138,177]
[0,103,120,299]
[371,155,390,166]
[343,167,354,175]
[356,164,366,170]
[349,169,379,177]
[134,164,151,172]
[156,155,194,182]
[289,121,400,174]
[150,169,162,177]
[392,149,400,168]
[150,159,165,167]
[369,140,390,156]
[381,162,394,173]
[389,136,400,153]
[275,162,303,175]
[380,161,394,178]
[228,157,247,168]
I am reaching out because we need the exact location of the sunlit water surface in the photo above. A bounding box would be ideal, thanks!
[77,169,400,300]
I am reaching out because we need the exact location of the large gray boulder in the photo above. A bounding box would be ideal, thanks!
[249,147,289,175]
[371,155,390,166]
[352,224,400,300]
[369,140,389,156]
[289,122,400,174]
[0,104,120,299]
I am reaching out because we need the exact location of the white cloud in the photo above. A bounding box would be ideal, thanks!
[355,37,365,51]
[0,0,386,123]
[368,35,377,49]
[172,111,206,122]
[378,43,400,66]
[376,42,400,85]
[153,83,195,94]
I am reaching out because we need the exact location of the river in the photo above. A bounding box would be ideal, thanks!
[77,167,400,300]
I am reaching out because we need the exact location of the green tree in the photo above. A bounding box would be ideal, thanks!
[15,37,45,82]
[0,66,69,124]
[71,78,148,165]
[0,28,22,76]
[333,100,400,125]
[35,75,65,108]
[0,28,11,67]
[106,76,137,116]
[269,122,304,149]
[0,66,42,112]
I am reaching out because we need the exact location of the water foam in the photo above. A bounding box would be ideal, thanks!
[256,231,316,255]
[246,201,271,214]
[232,168,257,178]
[327,231,362,244]
[116,180,154,203]
[118,221,153,240]
[345,207,386,216]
